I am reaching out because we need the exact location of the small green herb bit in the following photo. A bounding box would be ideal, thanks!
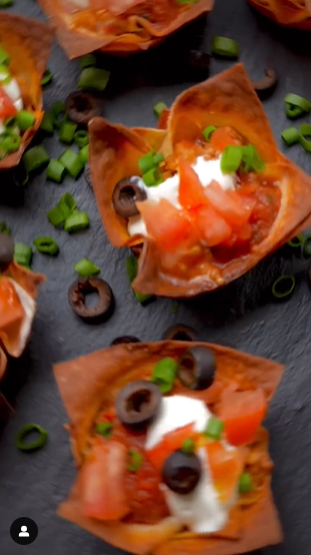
[151,357,178,394]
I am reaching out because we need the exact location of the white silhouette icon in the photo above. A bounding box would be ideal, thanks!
[19,525,29,538]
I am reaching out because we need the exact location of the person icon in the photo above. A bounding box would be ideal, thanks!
[19,526,29,538]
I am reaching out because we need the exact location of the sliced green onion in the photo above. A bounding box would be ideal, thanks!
[181,438,195,455]
[303,233,311,257]
[221,145,242,173]
[0,68,11,85]
[74,257,100,276]
[202,125,216,141]
[4,115,16,130]
[46,159,66,183]
[64,210,90,233]
[47,193,77,227]
[59,148,84,179]
[285,104,304,119]
[22,145,49,174]
[15,423,48,452]
[142,167,163,187]
[241,144,265,173]
[50,101,66,129]
[299,123,311,152]
[284,93,311,118]
[16,110,35,131]
[153,101,168,117]
[59,192,77,213]
[204,417,224,440]
[287,234,304,249]
[95,421,113,438]
[238,473,253,493]
[40,112,54,135]
[40,68,52,86]
[0,0,13,7]
[151,357,178,394]
[128,449,143,472]
[0,221,10,235]
[47,206,65,227]
[0,45,10,66]
[79,54,96,69]
[138,151,157,174]
[211,36,239,58]
[272,275,295,299]
[281,127,299,146]
[77,67,110,92]
[33,236,59,256]
[153,153,164,165]
[59,121,77,144]
[79,144,89,165]
[0,132,21,153]
[74,130,89,148]
[14,242,32,268]
[126,255,153,304]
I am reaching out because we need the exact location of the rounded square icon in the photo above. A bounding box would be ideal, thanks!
[10,517,38,545]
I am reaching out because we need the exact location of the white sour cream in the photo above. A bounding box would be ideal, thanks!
[127,156,237,237]
[7,279,36,357]
[0,70,23,134]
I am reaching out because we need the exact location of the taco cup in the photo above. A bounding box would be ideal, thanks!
[89,63,311,298]
[247,0,311,29]
[54,340,283,555]
[0,14,53,169]
[37,0,214,58]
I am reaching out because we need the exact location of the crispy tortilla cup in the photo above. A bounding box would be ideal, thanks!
[247,0,311,28]
[89,63,311,298]
[0,14,54,169]
[37,0,213,58]
[54,341,283,555]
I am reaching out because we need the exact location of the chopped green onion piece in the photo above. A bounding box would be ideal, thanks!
[0,45,10,66]
[153,101,168,117]
[238,473,253,493]
[303,233,311,257]
[46,159,66,183]
[0,221,10,235]
[176,0,199,3]
[126,255,153,304]
[33,236,59,256]
[79,144,89,165]
[59,148,84,179]
[142,167,163,187]
[64,210,90,233]
[299,123,311,152]
[4,115,16,129]
[15,423,48,452]
[14,242,32,268]
[59,192,77,213]
[284,93,311,114]
[153,153,164,165]
[138,151,156,174]
[281,127,299,146]
[285,104,304,119]
[40,68,52,86]
[272,275,295,299]
[47,206,65,227]
[95,421,113,438]
[221,145,242,173]
[0,0,13,7]
[128,449,143,472]
[58,121,78,144]
[241,144,265,173]
[50,101,66,129]
[151,357,178,394]
[211,36,239,58]
[74,257,100,276]
[74,130,89,148]
[16,110,35,131]
[47,193,77,227]
[204,417,224,440]
[287,234,304,249]
[79,54,96,68]
[0,132,21,153]
[181,438,195,455]
[22,145,49,174]
[77,67,110,92]
[202,125,216,141]
[40,112,54,135]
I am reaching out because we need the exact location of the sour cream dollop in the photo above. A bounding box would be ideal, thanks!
[0,67,23,134]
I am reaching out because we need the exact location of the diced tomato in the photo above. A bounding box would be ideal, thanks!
[137,199,193,252]
[194,205,232,247]
[217,389,267,446]
[179,160,208,210]
[206,441,245,502]
[81,441,131,520]
[147,423,196,472]
[0,86,17,119]
[157,108,170,130]
[221,222,252,248]
[0,277,24,331]
[210,127,243,152]
[204,181,251,227]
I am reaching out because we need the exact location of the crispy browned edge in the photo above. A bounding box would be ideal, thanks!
[247,0,311,28]
[88,63,311,297]
[37,0,213,59]
[0,14,54,169]
[54,340,284,555]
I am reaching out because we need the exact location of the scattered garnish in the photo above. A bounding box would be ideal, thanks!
[40,68,52,86]
[151,357,178,394]
[14,242,32,268]
[58,121,78,144]
[95,421,113,438]
[221,144,264,174]
[238,473,253,493]
[33,237,59,256]
[65,91,100,126]
[68,277,114,321]
[204,417,224,440]
[59,148,84,179]
[126,255,153,304]
[251,66,277,95]
[0,221,10,235]
[79,144,89,165]
[186,50,210,80]
[22,145,49,174]
[74,258,100,276]
[46,159,66,183]
[138,151,163,174]
[16,110,35,131]
[272,275,296,299]
[77,67,110,92]
[284,93,311,119]
[142,167,163,186]
[153,102,168,117]
[211,36,239,58]
[64,210,90,233]
[79,54,96,69]
[74,130,89,148]
[128,449,143,472]
[0,132,21,153]
[0,45,9,65]
[181,438,196,455]
[50,101,66,129]
[303,233,311,257]
[299,123,311,152]
[220,145,242,173]
[0,0,13,7]
[40,113,54,135]
[287,234,304,250]
[47,193,77,227]
[202,125,216,141]
[15,423,48,452]
[162,324,197,342]
[281,127,299,146]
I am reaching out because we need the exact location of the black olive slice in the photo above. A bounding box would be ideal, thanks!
[0,233,14,268]
[110,336,140,346]
[116,380,161,428]
[162,324,197,342]
[178,346,216,391]
[162,450,202,495]
[251,66,277,97]
[112,176,147,219]
[65,91,100,126]
[68,277,114,321]
[187,50,210,81]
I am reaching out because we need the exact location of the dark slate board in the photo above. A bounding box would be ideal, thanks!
[1,1,311,554]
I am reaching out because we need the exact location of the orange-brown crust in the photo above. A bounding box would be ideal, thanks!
[37,0,213,58]
[0,14,53,169]
[54,341,283,555]
[247,0,311,29]
[89,64,311,297]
